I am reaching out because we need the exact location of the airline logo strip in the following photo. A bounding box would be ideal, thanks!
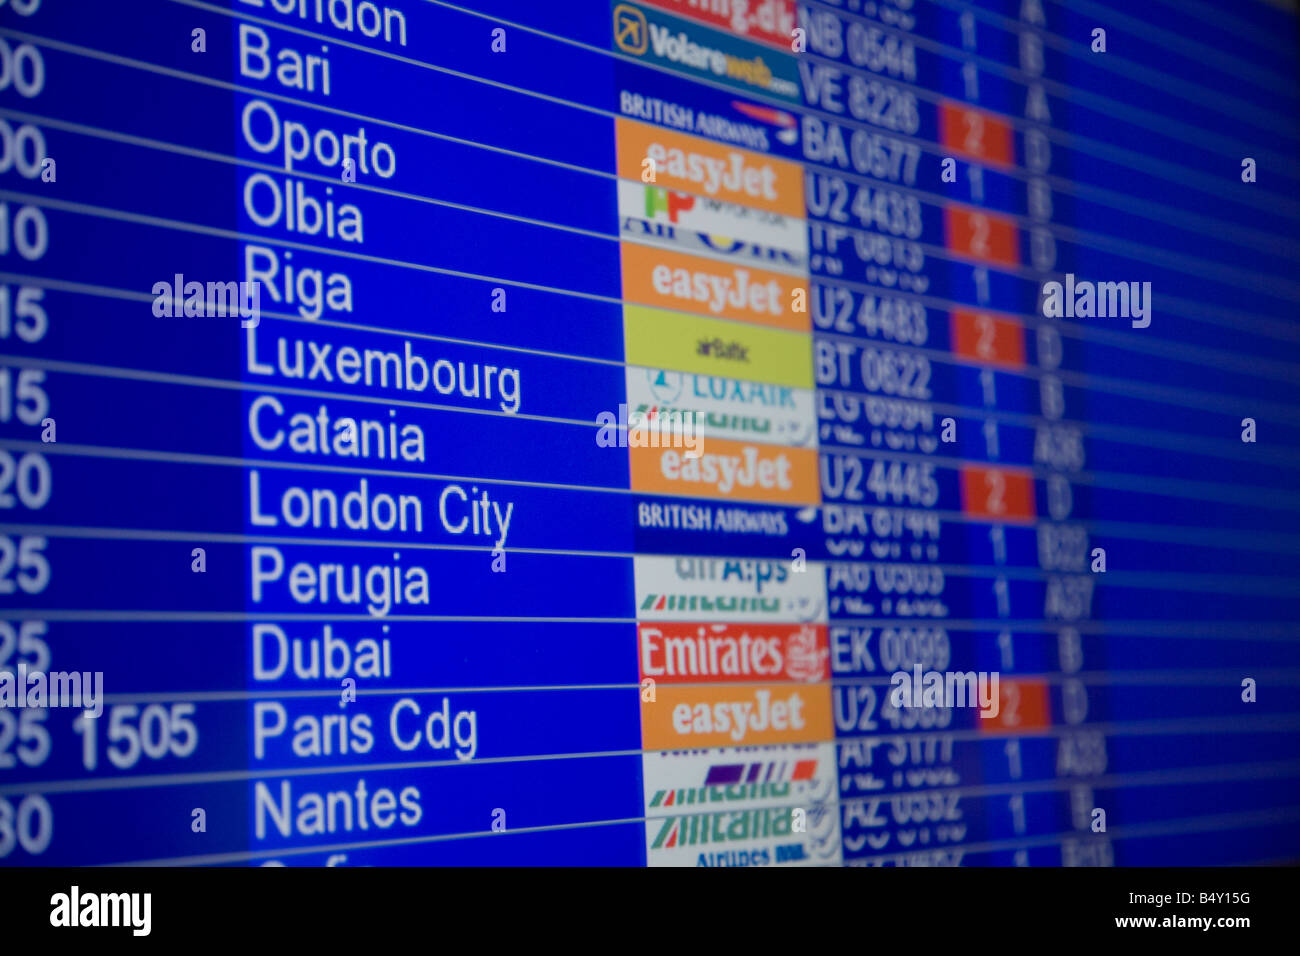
[641,743,841,866]
[632,547,835,863]
[611,12,829,859]
[614,119,818,506]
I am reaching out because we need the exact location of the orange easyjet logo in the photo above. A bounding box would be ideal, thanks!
[621,244,808,332]
[642,683,833,749]
[616,117,803,217]
[630,434,819,505]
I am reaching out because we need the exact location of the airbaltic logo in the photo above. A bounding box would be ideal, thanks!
[152,274,260,327]
[1041,274,1151,328]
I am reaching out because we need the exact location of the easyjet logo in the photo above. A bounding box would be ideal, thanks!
[654,261,781,314]
[640,622,829,682]
[616,118,803,217]
[621,244,808,332]
[630,434,818,505]
[646,140,777,202]
[642,683,833,748]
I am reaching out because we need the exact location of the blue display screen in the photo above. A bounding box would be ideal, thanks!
[1,0,1298,867]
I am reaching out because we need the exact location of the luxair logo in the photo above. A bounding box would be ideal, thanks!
[50,886,151,936]
[651,371,795,409]
[634,369,812,445]
[651,806,793,849]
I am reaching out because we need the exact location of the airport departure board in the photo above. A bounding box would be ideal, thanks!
[1,0,1299,867]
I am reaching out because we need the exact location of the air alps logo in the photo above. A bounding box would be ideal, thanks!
[674,556,787,593]
[635,554,827,622]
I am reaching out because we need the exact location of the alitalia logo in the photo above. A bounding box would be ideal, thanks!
[651,806,793,848]
[640,593,781,614]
